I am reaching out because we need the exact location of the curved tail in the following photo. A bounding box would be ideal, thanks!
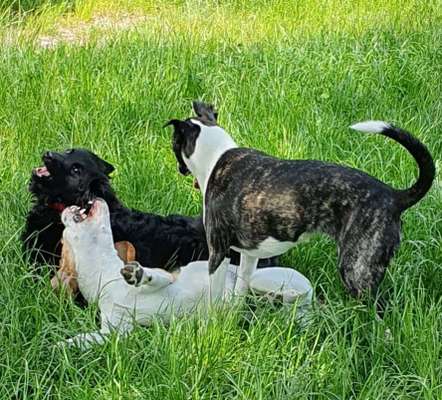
[350,121,435,211]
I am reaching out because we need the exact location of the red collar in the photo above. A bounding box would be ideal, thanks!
[48,202,66,213]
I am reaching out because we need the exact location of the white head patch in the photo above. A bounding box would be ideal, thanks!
[183,119,237,194]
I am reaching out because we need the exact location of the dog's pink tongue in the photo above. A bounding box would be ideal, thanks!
[193,179,200,190]
[35,166,50,177]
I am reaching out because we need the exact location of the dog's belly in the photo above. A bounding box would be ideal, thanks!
[110,262,239,325]
[232,237,295,258]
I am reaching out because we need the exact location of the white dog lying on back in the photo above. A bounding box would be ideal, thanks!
[60,198,312,348]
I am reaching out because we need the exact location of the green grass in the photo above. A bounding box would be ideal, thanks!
[1,1,441,398]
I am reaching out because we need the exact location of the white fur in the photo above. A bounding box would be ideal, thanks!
[350,120,391,133]
[250,267,313,305]
[182,122,303,299]
[234,254,258,296]
[230,238,296,296]
[184,120,237,201]
[232,237,296,259]
[60,200,312,349]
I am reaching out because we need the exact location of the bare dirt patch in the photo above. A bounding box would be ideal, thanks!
[37,13,148,48]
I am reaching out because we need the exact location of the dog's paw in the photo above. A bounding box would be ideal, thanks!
[54,339,68,350]
[234,280,249,297]
[120,261,145,286]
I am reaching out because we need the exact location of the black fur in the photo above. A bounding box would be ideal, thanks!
[22,149,276,273]
[166,119,198,176]
[192,101,218,126]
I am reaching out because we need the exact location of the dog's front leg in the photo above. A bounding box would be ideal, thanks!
[235,254,258,296]
[206,217,231,303]
[120,261,175,290]
[208,253,230,303]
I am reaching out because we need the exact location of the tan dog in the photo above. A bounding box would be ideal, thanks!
[51,240,136,295]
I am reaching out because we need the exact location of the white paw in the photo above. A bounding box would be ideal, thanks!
[55,339,67,349]
[54,337,75,350]
[120,261,149,287]
[234,280,249,297]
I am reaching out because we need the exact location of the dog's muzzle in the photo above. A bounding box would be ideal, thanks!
[178,164,190,176]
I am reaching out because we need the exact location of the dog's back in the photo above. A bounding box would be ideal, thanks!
[206,147,398,247]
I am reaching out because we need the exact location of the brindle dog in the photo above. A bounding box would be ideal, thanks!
[166,102,435,308]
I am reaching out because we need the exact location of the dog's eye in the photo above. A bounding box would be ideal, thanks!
[71,164,81,174]
[65,149,73,154]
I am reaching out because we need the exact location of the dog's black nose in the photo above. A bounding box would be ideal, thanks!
[178,164,190,176]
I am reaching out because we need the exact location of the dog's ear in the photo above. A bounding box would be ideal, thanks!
[99,159,115,176]
[87,151,115,176]
[163,119,182,129]
[192,101,217,124]
[114,241,136,263]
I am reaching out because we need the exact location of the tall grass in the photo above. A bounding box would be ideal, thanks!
[0,1,441,398]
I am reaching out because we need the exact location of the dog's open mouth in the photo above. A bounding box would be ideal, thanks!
[193,178,200,190]
[34,166,51,178]
[72,200,95,223]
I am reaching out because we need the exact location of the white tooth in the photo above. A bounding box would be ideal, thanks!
[80,209,86,214]
[88,200,93,204]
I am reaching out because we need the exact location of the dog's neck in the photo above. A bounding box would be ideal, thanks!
[91,180,122,211]
[64,225,121,302]
[48,202,67,213]
[184,120,237,195]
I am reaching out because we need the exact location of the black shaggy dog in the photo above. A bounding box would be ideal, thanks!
[22,149,276,273]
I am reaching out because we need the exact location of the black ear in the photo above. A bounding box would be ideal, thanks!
[100,159,115,176]
[163,119,182,129]
[92,154,114,176]
[192,101,218,124]
[86,150,115,175]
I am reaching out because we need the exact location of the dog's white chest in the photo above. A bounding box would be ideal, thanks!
[232,237,295,258]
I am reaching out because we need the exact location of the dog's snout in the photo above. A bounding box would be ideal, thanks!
[178,164,190,176]
[43,151,63,166]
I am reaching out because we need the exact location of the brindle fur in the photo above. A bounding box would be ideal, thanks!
[205,149,404,297]
[168,102,435,301]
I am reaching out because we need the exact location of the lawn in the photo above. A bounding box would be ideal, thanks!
[0,0,441,398]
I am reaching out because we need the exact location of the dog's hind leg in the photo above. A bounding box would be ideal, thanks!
[61,312,134,350]
[235,254,259,296]
[338,213,400,301]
